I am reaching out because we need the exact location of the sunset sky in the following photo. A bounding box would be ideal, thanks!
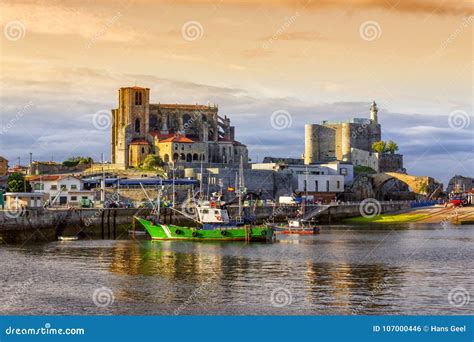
[0,0,472,183]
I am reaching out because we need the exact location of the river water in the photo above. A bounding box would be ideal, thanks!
[1,223,473,315]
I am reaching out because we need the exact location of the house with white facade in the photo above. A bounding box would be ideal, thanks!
[252,161,353,185]
[28,175,95,207]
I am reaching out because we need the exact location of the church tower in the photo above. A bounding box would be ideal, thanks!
[111,86,150,168]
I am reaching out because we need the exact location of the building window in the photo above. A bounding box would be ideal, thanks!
[315,181,318,192]
[71,184,77,190]
[82,196,88,200]
[141,147,145,154]
[34,183,44,191]
[135,91,142,105]
[71,196,77,201]
[164,154,170,162]
[60,185,67,191]
[303,180,307,192]
[326,180,330,192]
[50,185,57,190]
[336,181,341,189]
[135,118,140,133]
[340,168,347,175]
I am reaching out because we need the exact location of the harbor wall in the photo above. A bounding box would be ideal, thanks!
[0,201,411,243]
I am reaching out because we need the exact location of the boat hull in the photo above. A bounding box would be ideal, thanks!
[273,226,320,235]
[135,217,274,241]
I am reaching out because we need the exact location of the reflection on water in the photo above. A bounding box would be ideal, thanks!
[0,224,473,315]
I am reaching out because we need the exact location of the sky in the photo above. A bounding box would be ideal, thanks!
[0,0,472,184]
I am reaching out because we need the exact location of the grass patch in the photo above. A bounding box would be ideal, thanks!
[345,213,428,223]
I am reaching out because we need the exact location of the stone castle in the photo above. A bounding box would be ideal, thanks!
[304,102,403,172]
[111,87,248,168]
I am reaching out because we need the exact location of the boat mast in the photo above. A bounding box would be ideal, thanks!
[238,155,244,219]
[199,159,203,201]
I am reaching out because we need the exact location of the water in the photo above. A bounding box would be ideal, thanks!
[1,224,473,315]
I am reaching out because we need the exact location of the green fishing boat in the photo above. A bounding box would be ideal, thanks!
[134,201,274,241]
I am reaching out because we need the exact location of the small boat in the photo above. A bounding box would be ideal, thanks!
[272,219,320,235]
[58,236,78,241]
[135,201,273,242]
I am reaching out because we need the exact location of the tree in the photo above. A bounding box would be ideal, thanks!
[141,155,163,170]
[62,156,93,167]
[372,141,387,153]
[7,172,32,192]
[386,140,399,154]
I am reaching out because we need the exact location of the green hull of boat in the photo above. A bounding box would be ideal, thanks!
[135,217,273,241]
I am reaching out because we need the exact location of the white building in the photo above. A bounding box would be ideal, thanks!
[297,174,345,193]
[252,161,353,184]
[28,175,95,206]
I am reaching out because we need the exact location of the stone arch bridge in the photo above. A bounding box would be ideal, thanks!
[371,172,442,198]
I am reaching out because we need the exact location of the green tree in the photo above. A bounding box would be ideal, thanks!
[140,155,163,170]
[62,156,93,167]
[372,141,387,153]
[7,172,32,192]
[386,140,399,154]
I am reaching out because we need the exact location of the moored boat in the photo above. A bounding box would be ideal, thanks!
[135,201,273,242]
[272,219,320,235]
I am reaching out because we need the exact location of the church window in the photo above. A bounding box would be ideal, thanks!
[135,118,140,133]
[135,91,142,105]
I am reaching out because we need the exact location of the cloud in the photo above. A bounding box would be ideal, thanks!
[258,31,324,42]
[0,64,472,185]
[172,0,473,16]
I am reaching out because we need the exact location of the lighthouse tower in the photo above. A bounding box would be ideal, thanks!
[370,101,378,124]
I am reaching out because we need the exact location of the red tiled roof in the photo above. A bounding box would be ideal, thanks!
[159,134,194,143]
[28,175,61,181]
[130,139,149,145]
[28,175,80,182]
[149,131,175,140]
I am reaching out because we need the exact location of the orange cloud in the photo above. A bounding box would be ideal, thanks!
[258,31,324,42]
[174,0,473,16]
